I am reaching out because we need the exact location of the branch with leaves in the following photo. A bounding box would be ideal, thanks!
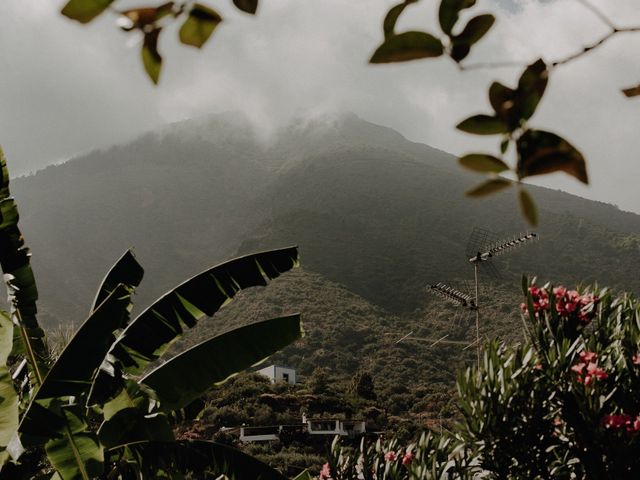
[371,0,640,225]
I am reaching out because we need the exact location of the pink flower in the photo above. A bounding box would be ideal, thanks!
[553,286,567,297]
[533,363,543,371]
[520,302,528,314]
[634,416,640,432]
[586,362,608,380]
[319,463,331,479]
[384,451,397,462]
[402,451,413,466]
[633,354,640,365]
[571,363,585,374]
[603,414,632,429]
[579,351,597,363]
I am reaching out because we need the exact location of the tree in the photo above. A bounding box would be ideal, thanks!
[0,147,304,479]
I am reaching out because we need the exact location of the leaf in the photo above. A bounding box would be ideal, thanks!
[370,31,443,63]
[61,0,114,24]
[121,3,176,28]
[0,312,20,465]
[293,471,315,480]
[454,14,495,45]
[109,247,299,375]
[30,285,134,401]
[450,43,471,62]
[44,406,103,480]
[519,188,538,226]
[233,0,258,14]
[0,148,48,383]
[438,0,476,35]
[466,178,512,197]
[500,138,509,154]
[516,129,588,184]
[383,1,416,39]
[516,59,548,120]
[459,154,509,173]
[140,314,303,411]
[456,114,509,135]
[179,4,222,48]
[142,29,162,85]
[98,408,173,449]
[622,83,640,97]
[107,440,288,479]
[489,81,515,119]
[91,250,143,313]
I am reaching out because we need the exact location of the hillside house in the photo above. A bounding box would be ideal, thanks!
[257,364,297,385]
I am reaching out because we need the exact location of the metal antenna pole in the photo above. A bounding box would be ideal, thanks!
[474,261,480,368]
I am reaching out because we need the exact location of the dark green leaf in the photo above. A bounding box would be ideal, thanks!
[44,405,103,480]
[142,29,162,85]
[110,247,299,375]
[459,154,509,173]
[518,188,538,226]
[489,81,515,120]
[61,0,114,24]
[622,84,640,97]
[438,0,476,34]
[450,43,471,62]
[516,59,548,120]
[179,4,222,48]
[370,31,443,63]
[517,129,588,184]
[383,1,416,39]
[30,285,133,401]
[456,114,509,135]
[454,14,494,45]
[107,440,288,479]
[91,250,143,313]
[98,408,173,449]
[233,0,258,14]
[141,314,303,411]
[500,138,509,154]
[466,178,512,197]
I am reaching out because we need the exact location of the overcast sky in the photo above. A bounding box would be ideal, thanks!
[0,0,638,213]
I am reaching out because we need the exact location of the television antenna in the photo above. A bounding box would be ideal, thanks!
[466,229,537,366]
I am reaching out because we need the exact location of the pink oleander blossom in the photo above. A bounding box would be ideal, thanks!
[319,463,331,479]
[633,354,640,365]
[384,451,397,462]
[402,451,413,465]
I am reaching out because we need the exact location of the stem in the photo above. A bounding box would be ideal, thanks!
[16,309,44,386]
[474,262,480,369]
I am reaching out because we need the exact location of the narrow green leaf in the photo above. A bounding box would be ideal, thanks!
[466,178,512,197]
[370,31,443,63]
[0,312,20,465]
[454,14,494,45]
[500,138,509,154]
[141,29,162,85]
[516,129,588,184]
[141,314,303,411]
[179,3,222,48]
[383,1,416,39]
[438,0,476,35]
[519,188,538,226]
[107,440,288,479]
[459,154,509,173]
[293,471,314,480]
[622,83,640,97]
[233,0,258,14]
[110,247,299,375]
[91,250,143,313]
[457,114,509,135]
[61,0,114,24]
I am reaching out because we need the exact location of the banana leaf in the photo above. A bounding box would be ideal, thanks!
[0,311,20,467]
[90,249,143,313]
[140,314,303,411]
[106,440,288,479]
[110,246,298,375]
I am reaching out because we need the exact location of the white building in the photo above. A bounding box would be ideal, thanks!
[256,364,297,385]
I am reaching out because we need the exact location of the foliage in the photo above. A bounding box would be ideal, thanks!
[0,151,304,479]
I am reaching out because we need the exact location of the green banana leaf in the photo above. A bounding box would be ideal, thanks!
[0,311,20,467]
[140,314,303,411]
[0,147,48,383]
[98,407,173,449]
[106,440,288,479]
[110,246,299,375]
[90,249,143,313]
[44,404,103,480]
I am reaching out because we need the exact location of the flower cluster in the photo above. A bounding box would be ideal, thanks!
[383,449,413,465]
[521,284,598,325]
[319,463,331,479]
[602,413,640,433]
[571,351,608,386]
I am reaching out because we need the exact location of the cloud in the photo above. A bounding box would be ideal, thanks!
[0,0,638,213]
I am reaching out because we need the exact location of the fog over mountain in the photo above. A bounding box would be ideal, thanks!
[8,112,640,327]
